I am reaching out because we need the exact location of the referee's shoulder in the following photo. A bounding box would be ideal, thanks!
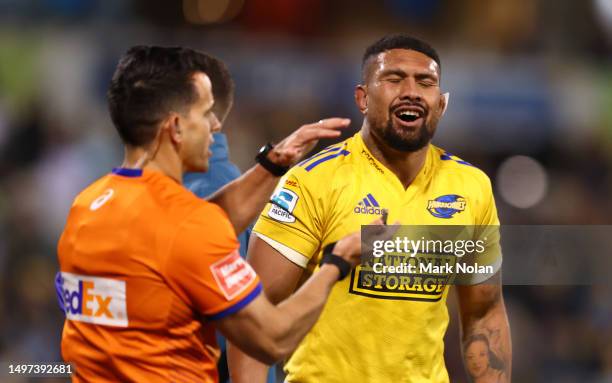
[72,173,114,203]
[154,180,228,227]
[171,196,234,242]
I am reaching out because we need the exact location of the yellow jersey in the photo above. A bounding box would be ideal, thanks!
[254,132,501,383]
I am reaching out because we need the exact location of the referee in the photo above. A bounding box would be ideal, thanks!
[56,46,369,382]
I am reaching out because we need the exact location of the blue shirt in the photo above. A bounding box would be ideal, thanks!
[183,133,275,383]
[183,133,251,259]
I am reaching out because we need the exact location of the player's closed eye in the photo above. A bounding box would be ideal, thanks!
[415,75,437,87]
[386,77,402,83]
[419,80,436,87]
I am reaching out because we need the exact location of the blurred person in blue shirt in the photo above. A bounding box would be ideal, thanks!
[183,54,275,383]
[184,133,251,258]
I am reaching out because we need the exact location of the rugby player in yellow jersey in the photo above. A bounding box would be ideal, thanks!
[229,35,512,382]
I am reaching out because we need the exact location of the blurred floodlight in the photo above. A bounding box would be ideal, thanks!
[497,155,548,209]
[594,0,612,38]
[183,0,244,24]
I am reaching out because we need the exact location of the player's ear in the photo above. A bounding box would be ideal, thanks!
[439,92,449,117]
[355,84,368,115]
[167,114,182,145]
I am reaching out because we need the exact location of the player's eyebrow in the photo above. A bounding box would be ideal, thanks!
[379,68,439,80]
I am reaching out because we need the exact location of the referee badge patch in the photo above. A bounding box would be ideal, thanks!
[210,250,257,301]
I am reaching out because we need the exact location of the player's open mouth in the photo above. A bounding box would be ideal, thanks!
[393,107,425,127]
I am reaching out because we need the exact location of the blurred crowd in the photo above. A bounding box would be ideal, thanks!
[0,0,610,382]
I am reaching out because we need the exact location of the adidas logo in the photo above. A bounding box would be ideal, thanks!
[353,193,385,215]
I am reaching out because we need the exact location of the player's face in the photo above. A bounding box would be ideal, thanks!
[361,49,444,152]
[179,72,221,172]
[466,340,489,378]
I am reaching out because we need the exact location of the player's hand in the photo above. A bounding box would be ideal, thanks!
[332,218,384,268]
[268,118,350,167]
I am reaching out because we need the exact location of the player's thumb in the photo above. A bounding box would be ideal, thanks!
[366,218,385,237]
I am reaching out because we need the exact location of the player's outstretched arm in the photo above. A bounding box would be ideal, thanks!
[227,234,305,382]
[207,118,350,234]
[227,218,391,383]
[457,273,512,383]
[216,229,361,365]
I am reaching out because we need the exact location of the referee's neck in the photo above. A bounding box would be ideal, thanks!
[121,144,183,184]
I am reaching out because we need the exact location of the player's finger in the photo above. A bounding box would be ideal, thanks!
[301,117,350,132]
[296,125,345,143]
[367,219,399,244]
[306,129,343,140]
[366,218,385,237]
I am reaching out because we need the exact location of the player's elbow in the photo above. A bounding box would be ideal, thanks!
[258,321,295,363]
[250,339,289,364]
[263,346,288,365]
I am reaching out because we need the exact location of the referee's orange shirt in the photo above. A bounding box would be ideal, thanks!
[57,168,261,382]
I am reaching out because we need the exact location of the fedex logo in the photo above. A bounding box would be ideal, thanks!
[60,272,128,327]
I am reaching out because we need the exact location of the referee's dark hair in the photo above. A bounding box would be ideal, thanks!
[107,46,234,147]
[361,34,441,82]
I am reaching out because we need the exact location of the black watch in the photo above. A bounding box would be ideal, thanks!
[255,142,290,177]
[319,242,352,280]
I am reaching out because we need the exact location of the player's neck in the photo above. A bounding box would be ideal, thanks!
[361,127,428,190]
[122,144,183,184]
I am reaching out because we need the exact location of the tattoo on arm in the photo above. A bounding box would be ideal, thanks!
[459,283,512,383]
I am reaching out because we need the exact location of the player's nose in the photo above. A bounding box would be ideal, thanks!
[398,77,422,101]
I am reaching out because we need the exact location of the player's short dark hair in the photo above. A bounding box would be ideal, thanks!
[362,34,441,81]
[107,46,234,147]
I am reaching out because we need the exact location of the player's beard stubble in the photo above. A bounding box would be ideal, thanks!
[380,110,437,153]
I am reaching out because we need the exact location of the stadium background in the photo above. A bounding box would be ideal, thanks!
[0,0,610,382]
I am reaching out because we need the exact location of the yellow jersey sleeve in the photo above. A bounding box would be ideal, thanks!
[253,168,324,268]
[477,172,500,227]
[458,171,502,284]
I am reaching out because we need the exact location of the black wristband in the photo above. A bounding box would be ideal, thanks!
[255,142,290,177]
[319,242,352,280]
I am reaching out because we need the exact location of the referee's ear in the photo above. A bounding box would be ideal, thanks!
[355,84,368,115]
[167,114,183,145]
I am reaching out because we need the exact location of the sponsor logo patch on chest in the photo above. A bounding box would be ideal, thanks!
[353,193,385,215]
[427,194,466,219]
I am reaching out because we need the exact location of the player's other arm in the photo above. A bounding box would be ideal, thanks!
[226,234,305,382]
[208,118,349,234]
[457,273,512,383]
[217,231,359,365]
